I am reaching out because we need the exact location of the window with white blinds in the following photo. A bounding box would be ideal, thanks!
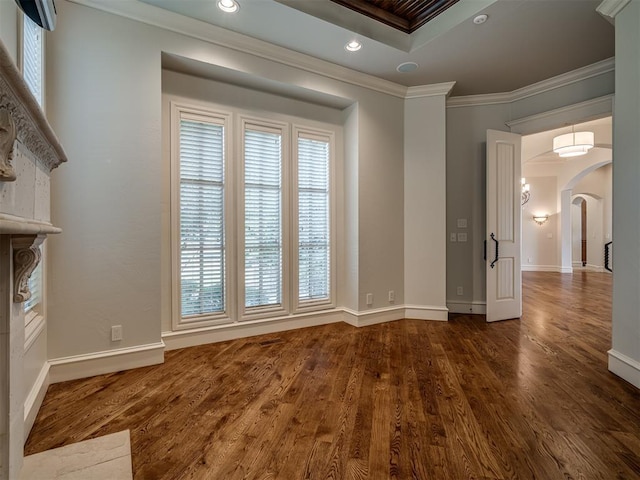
[178,116,226,319]
[243,126,283,309]
[24,256,42,314]
[171,102,336,328]
[22,15,43,107]
[297,134,330,303]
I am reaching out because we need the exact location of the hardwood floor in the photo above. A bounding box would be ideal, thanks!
[26,272,640,479]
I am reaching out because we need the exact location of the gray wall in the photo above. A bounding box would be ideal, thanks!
[46,0,406,358]
[0,1,18,63]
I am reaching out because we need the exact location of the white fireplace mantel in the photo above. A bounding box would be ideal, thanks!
[0,36,67,479]
[0,42,67,177]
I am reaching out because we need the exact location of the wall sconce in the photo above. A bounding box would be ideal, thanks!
[533,214,549,225]
[521,178,530,205]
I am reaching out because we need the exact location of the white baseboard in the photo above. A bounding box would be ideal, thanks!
[404,305,448,321]
[49,342,165,383]
[573,264,605,273]
[46,304,448,384]
[165,305,446,349]
[608,349,640,389]
[163,309,344,351]
[342,306,405,327]
[24,362,50,443]
[446,301,486,315]
[522,265,563,272]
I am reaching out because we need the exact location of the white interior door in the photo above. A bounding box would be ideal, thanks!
[486,129,522,322]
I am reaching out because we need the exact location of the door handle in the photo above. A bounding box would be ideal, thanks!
[490,233,499,269]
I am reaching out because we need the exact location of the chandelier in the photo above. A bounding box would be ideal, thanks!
[521,178,530,206]
[553,126,594,157]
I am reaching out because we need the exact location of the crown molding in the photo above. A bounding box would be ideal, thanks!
[405,81,456,99]
[596,0,632,21]
[68,0,409,99]
[506,95,614,135]
[446,91,512,108]
[447,57,615,108]
[511,57,615,102]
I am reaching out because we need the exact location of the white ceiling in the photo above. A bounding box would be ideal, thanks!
[139,0,614,96]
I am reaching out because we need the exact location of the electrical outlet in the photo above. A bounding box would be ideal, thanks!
[450,233,457,242]
[366,293,373,305]
[111,325,123,342]
[457,218,468,228]
[456,286,463,296]
[388,290,395,302]
[457,232,468,242]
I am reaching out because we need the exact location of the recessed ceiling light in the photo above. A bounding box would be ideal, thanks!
[397,62,419,73]
[345,40,362,52]
[473,14,488,24]
[218,0,239,13]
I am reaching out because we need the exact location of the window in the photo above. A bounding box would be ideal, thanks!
[297,133,331,305]
[22,14,44,107]
[171,102,336,329]
[243,124,284,310]
[175,111,227,325]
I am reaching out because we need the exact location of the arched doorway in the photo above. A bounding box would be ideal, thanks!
[571,193,605,271]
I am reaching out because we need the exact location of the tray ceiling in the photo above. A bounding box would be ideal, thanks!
[329,0,461,33]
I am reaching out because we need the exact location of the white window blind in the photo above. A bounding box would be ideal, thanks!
[298,135,330,302]
[23,15,43,107]
[244,127,282,308]
[24,256,42,314]
[179,118,225,318]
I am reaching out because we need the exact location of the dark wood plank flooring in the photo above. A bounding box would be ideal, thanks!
[26,272,640,479]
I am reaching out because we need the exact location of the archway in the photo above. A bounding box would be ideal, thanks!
[560,160,611,272]
[571,193,605,271]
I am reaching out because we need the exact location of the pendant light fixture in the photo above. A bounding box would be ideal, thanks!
[553,125,594,158]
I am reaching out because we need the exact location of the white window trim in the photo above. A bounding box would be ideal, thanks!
[238,115,290,321]
[169,99,340,331]
[291,126,337,313]
[18,11,45,111]
[170,102,235,331]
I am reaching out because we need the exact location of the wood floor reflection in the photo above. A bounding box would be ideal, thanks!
[26,272,640,479]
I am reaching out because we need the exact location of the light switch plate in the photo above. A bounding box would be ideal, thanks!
[457,218,468,228]
[457,232,468,242]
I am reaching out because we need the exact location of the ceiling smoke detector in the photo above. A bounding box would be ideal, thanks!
[397,62,419,73]
[473,14,488,25]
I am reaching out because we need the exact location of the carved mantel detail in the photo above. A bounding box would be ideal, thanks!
[0,42,67,172]
[0,108,16,181]
[12,234,45,303]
